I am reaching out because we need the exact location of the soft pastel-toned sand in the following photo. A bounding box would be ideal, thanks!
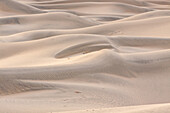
[0,0,170,113]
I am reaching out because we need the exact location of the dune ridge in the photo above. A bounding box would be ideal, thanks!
[0,0,170,113]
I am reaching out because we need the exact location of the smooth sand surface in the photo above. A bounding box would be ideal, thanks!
[0,0,170,113]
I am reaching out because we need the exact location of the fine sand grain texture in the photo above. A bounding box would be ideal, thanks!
[0,0,170,113]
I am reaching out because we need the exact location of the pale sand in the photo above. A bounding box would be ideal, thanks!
[0,0,170,113]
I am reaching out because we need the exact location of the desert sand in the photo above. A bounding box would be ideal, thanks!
[0,0,170,113]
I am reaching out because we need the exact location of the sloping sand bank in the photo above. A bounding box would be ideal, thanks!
[0,0,170,113]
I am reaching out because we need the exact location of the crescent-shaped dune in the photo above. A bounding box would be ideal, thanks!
[0,0,170,113]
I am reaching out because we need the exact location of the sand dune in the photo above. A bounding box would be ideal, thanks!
[25,0,155,7]
[117,10,170,21]
[31,2,154,14]
[0,0,44,16]
[0,0,170,113]
[0,12,99,36]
